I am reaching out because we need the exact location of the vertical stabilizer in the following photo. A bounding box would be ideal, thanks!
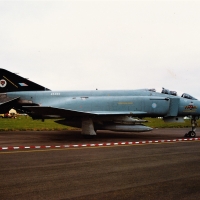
[0,69,50,93]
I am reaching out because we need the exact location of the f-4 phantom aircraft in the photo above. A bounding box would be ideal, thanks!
[0,68,199,137]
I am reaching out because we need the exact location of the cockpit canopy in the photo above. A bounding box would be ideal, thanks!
[150,87,198,100]
[181,93,197,100]
[161,88,177,96]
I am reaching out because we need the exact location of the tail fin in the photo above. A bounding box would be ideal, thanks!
[0,69,50,93]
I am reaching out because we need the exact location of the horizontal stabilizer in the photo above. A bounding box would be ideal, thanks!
[0,96,20,113]
[0,96,19,106]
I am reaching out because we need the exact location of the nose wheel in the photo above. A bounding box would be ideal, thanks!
[184,117,197,138]
[185,130,196,138]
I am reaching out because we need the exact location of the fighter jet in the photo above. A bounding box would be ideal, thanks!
[0,68,199,137]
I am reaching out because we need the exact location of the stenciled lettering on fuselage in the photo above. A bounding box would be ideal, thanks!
[51,93,60,96]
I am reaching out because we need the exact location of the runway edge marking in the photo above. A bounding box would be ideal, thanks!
[0,138,200,151]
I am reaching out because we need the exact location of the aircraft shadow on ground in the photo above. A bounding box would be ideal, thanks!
[42,130,177,143]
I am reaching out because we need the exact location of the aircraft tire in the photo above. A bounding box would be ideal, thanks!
[189,131,196,138]
[186,131,196,138]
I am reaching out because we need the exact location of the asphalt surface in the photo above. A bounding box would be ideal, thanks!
[0,129,200,200]
[0,128,199,146]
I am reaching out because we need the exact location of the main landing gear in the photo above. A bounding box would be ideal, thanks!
[184,117,198,138]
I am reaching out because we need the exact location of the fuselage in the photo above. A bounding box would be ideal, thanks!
[5,89,200,118]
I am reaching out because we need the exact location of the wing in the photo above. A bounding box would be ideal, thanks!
[23,106,147,117]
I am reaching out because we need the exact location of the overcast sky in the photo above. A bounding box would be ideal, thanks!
[1,1,200,98]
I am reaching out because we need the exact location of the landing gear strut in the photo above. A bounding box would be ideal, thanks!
[184,117,198,138]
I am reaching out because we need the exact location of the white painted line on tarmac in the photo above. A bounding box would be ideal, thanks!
[0,137,199,151]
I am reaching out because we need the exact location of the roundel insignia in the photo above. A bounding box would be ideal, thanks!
[0,79,7,88]
[152,103,157,108]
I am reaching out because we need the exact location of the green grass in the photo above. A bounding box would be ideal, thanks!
[0,116,197,131]
[145,118,193,128]
[0,116,73,131]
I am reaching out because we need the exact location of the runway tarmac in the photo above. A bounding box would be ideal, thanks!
[0,128,199,147]
[0,129,200,199]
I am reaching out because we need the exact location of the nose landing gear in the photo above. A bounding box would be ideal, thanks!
[184,117,198,138]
